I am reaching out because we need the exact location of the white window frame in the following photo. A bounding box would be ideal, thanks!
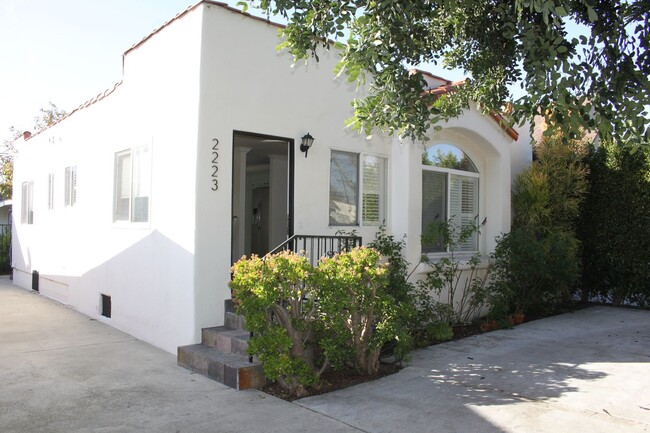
[21,181,34,224]
[47,173,55,210]
[422,165,480,254]
[113,145,151,224]
[329,150,388,227]
[64,166,77,207]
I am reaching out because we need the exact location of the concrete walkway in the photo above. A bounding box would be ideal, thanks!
[1,279,649,432]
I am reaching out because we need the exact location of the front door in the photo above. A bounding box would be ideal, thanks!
[231,131,294,263]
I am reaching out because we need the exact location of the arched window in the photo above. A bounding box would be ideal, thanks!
[422,144,479,253]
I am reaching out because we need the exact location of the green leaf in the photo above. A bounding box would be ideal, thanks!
[236,1,248,13]
[587,6,598,22]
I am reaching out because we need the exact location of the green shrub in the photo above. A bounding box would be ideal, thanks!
[230,246,415,394]
[0,226,10,274]
[419,219,492,325]
[315,247,411,375]
[491,228,579,314]
[578,142,650,305]
[230,252,323,397]
[491,134,588,315]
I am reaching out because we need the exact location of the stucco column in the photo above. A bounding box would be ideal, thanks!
[232,146,251,260]
[268,154,288,249]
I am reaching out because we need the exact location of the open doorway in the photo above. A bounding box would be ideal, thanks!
[231,131,294,263]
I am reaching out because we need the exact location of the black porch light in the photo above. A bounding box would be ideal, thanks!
[300,132,314,158]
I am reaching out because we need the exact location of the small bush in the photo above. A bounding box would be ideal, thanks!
[230,252,323,397]
[491,228,579,314]
[316,247,411,375]
[419,219,492,325]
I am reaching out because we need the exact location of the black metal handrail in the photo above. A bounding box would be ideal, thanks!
[267,234,362,267]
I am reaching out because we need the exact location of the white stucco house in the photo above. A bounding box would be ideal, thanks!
[12,1,531,354]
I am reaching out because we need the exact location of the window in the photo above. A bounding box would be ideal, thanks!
[329,150,387,226]
[64,167,77,207]
[47,173,54,210]
[362,155,386,226]
[114,146,151,223]
[21,181,33,224]
[422,144,479,253]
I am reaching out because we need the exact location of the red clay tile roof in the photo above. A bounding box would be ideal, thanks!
[423,78,519,140]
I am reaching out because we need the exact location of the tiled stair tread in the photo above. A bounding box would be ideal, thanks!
[203,327,250,339]
[201,327,251,356]
[178,344,260,369]
[176,298,263,390]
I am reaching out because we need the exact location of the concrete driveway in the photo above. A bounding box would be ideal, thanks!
[1,279,649,432]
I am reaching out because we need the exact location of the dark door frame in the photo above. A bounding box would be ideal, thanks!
[230,130,295,264]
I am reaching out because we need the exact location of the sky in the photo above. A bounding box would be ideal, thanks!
[0,0,472,144]
[0,0,205,139]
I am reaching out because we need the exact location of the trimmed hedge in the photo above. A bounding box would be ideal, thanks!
[578,143,650,306]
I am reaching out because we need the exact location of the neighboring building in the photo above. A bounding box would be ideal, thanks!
[11,1,531,353]
[0,199,11,226]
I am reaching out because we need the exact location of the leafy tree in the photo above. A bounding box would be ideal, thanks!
[1,102,66,199]
[239,1,649,148]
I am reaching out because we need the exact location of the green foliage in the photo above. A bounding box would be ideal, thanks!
[240,1,649,147]
[0,226,10,274]
[366,226,411,302]
[578,141,650,306]
[316,247,410,375]
[492,135,588,314]
[230,246,415,394]
[423,148,475,171]
[419,219,492,325]
[513,135,589,232]
[0,154,13,200]
[2,102,67,200]
[427,321,454,342]
[491,228,579,314]
[230,252,322,397]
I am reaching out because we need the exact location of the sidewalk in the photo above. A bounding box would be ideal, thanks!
[0,281,357,433]
[2,279,649,432]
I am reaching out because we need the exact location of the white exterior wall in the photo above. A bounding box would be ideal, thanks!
[12,6,204,353]
[11,2,531,353]
[192,4,395,334]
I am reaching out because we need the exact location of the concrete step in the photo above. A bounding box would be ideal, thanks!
[177,344,264,390]
[201,326,251,357]
[225,299,247,330]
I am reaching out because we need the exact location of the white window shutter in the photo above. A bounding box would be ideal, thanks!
[362,155,385,226]
[450,175,478,251]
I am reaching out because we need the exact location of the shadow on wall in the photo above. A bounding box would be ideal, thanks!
[14,229,207,353]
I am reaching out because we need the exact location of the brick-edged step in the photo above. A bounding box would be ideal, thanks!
[201,326,251,357]
[178,344,264,390]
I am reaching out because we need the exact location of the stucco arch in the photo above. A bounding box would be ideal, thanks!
[417,113,514,259]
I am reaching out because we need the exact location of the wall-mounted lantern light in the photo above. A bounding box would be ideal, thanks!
[300,133,314,158]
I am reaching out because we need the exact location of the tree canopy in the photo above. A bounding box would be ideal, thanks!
[0,102,67,199]
[239,0,649,148]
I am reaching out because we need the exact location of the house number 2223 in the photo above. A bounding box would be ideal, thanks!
[211,138,219,191]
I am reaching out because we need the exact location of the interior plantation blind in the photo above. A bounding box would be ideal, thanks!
[421,170,447,252]
[362,155,386,226]
[449,174,478,251]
